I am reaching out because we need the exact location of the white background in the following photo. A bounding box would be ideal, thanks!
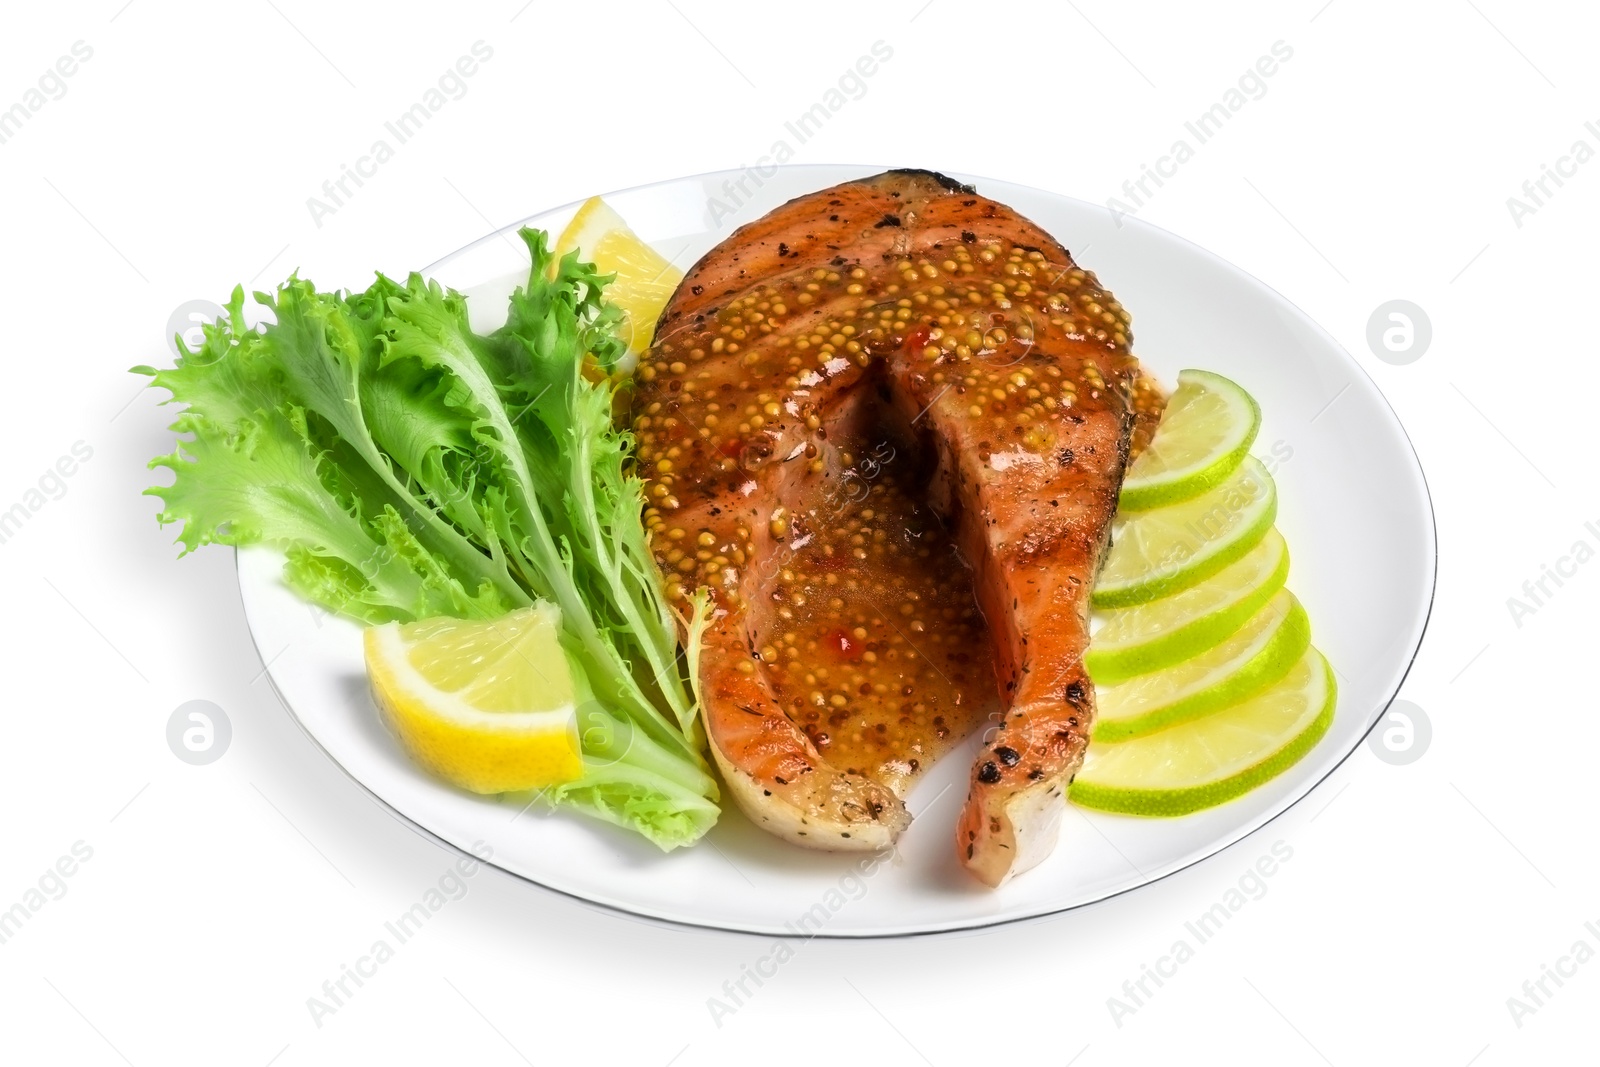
[1,1,1593,1063]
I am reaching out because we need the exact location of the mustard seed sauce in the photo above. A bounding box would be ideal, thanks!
[630,173,1160,809]
[635,244,1148,604]
[751,463,998,796]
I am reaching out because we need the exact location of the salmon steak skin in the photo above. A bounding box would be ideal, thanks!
[628,169,1157,886]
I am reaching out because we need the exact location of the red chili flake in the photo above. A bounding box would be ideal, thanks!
[823,627,861,660]
[808,552,850,573]
[903,323,933,352]
[718,437,744,458]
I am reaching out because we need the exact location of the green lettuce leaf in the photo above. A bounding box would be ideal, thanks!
[139,233,717,848]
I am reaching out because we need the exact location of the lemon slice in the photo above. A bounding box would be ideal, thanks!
[1093,589,1310,741]
[1093,455,1277,609]
[553,196,682,359]
[1120,370,1261,511]
[1087,527,1289,685]
[364,603,584,794]
[1071,646,1335,816]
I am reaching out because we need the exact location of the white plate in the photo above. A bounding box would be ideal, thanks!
[238,165,1435,937]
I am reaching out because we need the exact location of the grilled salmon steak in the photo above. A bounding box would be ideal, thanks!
[630,170,1157,886]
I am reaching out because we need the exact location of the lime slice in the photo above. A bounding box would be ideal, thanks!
[1120,370,1261,511]
[364,603,584,794]
[1093,455,1277,609]
[1071,647,1335,816]
[1086,527,1289,685]
[1092,589,1310,741]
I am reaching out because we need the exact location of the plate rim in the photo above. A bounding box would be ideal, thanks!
[237,163,1439,938]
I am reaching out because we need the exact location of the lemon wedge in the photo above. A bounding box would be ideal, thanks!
[364,603,585,794]
[553,196,681,359]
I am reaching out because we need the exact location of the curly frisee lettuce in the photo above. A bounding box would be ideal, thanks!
[138,230,717,849]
